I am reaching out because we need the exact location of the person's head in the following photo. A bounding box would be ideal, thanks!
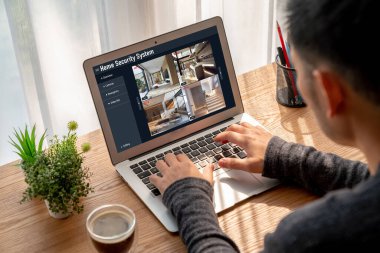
[285,0,380,146]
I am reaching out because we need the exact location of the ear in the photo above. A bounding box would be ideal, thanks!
[312,69,345,117]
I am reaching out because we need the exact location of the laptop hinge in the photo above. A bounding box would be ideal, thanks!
[129,117,235,161]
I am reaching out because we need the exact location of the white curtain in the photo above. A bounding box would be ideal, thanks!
[0,0,276,165]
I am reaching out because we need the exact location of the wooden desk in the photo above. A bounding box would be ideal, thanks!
[0,63,366,253]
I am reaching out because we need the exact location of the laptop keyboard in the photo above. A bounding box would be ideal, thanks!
[129,125,247,196]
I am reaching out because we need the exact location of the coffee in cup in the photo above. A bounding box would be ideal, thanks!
[86,204,136,253]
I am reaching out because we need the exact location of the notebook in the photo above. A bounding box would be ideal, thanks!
[83,16,279,232]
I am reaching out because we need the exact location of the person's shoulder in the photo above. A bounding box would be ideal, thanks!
[263,178,380,252]
[307,173,380,217]
[310,177,380,229]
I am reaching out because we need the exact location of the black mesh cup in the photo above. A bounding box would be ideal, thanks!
[275,55,306,107]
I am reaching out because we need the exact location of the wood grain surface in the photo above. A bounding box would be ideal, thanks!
[0,63,366,253]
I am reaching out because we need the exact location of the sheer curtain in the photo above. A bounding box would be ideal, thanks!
[0,0,276,165]
[0,0,29,165]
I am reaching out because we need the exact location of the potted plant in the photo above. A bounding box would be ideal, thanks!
[9,121,94,218]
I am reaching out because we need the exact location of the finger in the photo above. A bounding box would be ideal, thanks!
[176,153,191,162]
[215,124,249,142]
[240,122,267,133]
[149,174,163,192]
[239,121,256,129]
[203,163,214,185]
[163,153,178,166]
[218,157,262,173]
[214,131,247,147]
[156,159,170,174]
[225,123,251,134]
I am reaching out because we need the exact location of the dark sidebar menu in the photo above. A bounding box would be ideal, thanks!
[98,75,142,152]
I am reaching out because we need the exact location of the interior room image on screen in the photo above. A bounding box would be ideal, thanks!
[132,40,226,136]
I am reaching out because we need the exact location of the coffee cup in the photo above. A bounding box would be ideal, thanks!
[86,204,137,253]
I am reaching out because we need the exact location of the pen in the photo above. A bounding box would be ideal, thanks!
[277,47,286,66]
[277,47,295,104]
[285,40,294,68]
[284,40,303,104]
[284,40,298,85]
[276,21,298,100]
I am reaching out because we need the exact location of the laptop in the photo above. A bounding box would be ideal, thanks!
[83,16,279,232]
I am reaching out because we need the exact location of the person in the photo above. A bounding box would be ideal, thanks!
[149,0,380,252]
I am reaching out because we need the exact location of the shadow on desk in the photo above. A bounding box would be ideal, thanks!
[217,183,318,253]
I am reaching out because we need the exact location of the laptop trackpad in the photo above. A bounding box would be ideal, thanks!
[213,170,263,213]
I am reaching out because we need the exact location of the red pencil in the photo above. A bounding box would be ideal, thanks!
[276,21,298,98]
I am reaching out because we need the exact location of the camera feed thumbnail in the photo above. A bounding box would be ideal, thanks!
[132,40,226,136]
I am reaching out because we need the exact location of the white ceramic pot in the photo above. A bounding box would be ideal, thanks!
[44,200,70,219]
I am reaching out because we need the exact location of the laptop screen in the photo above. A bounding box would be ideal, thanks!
[92,26,236,153]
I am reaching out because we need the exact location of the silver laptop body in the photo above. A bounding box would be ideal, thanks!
[83,16,279,232]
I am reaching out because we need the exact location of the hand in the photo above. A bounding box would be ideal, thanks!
[213,122,273,173]
[149,153,214,195]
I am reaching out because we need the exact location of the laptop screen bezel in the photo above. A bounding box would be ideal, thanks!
[83,16,244,165]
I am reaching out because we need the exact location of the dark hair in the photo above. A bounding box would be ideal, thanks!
[286,0,380,105]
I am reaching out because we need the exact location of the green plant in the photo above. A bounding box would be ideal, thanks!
[8,125,46,167]
[135,78,146,93]
[9,121,94,215]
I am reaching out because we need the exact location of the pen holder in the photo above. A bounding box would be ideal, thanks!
[275,55,306,108]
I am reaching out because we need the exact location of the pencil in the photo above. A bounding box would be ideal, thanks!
[276,21,298,99]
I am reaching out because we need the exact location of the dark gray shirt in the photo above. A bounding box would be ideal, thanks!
[163,136,378,252]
